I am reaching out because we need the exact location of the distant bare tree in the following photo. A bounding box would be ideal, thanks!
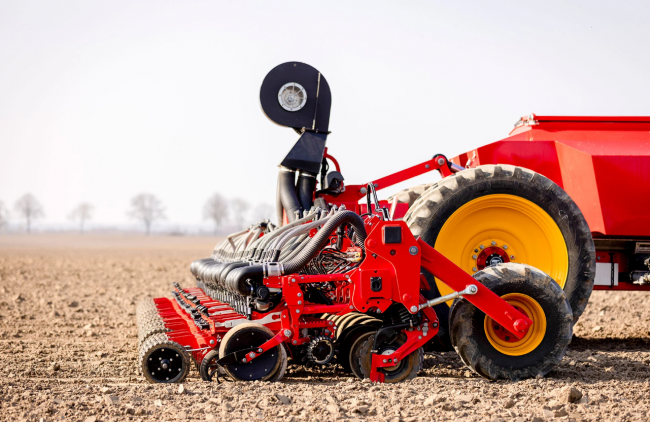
[14,194,44,233]
[128,194,166,235]
[203,193,229,234]
[0,201,8,231]
[68,203,94,234]
[252,203,274,224]
[230,198,250,230]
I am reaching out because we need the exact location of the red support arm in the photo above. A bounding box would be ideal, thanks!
[417,238,532,339]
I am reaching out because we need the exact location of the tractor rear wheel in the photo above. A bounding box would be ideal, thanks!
[450,263,572,380]
[406,165,595,327]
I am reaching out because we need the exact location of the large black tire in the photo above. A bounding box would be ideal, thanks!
[387,183,436,211]
[406,165,595,327]
[450,263,572,381]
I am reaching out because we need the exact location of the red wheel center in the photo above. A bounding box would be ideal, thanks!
[476,246,510,270]
[491,305,527,343]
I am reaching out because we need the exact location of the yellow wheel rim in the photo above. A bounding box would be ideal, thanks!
[484,293,546,356]
[433,194,568,304]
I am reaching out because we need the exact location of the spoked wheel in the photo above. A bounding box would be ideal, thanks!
[450,263,573,381]
[139,333,190,383]
[357,333,423,383]
[218,323,286,382]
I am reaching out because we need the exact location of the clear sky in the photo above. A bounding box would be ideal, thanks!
[1,1,648,231]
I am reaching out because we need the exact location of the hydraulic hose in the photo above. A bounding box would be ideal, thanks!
[282,210,366,275]
[276,175,284,227]
[278,167,302,223]
[297,171,317,211]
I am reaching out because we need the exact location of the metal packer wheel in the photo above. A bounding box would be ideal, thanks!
[139,333,190,384]
[218,323,285,382]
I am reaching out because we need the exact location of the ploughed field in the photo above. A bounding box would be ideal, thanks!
[1,235,649,422]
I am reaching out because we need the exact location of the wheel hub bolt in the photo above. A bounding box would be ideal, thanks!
[472,254,477,259]
[472,267,478,272]
[503,245,508,249]
[479,245,484,249]
[510,255,515,260]
[491,241,496,246]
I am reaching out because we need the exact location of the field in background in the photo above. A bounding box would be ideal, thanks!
[1,235,650,422]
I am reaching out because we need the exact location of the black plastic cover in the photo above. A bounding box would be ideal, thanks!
[260,62,331,132]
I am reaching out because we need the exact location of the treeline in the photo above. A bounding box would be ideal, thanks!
[0,193,271,235]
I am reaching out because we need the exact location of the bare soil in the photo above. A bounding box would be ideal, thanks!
[1,234,649,422]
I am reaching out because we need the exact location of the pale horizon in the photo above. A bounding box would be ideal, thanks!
[2,1,649,232]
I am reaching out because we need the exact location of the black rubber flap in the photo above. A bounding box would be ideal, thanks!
[260,62,331,132]
[280,131,327,173]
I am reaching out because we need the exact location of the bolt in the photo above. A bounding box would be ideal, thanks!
[284,329,292,337]
[292,340,298,345]
[491,241,496,246]
[242,358,247,363]
[472,254,477,259]
[410,305,418,313]
[297,293,302,297]
[249,352,256,358]
[467,285,478,294]
[291,278,296,283]
[503,245,508,249]
[409,246,419,255]
[437,157,445,165]
[329,321,333,325]
[383,359,387,363]
[345,274,350,279]
[418,336,422,340]
[257,348,263,353]
[349,306,354,310]
[360,187,367,195]
[474,249,479,253]
[472,267,478,272]
[209,339,215,346]
[296,309,300,313]
[374,183,378,188]
[297,301,302,305]
[425,164,430,169]
[394,358,399,363]
[479,245,484,249]
[510,255,515,260]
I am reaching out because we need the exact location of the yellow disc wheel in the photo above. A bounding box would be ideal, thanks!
[484,293,546,356]
[434,194,569,304]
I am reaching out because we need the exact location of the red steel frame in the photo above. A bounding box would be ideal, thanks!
[155,215,532,382]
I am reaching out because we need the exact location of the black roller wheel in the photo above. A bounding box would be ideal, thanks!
[358,332,423,383]
[405,165,595,352]
[348,331,374,379]
[218,323,284,382]
[199,349,222,382]
[450,263,573,381]
[139,333,190,384]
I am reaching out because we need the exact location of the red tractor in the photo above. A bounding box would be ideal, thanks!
[136,62,629,384]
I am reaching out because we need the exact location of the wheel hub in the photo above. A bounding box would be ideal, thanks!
[469,239,517,272]
[484,293,547,356]
[146,347,184,382]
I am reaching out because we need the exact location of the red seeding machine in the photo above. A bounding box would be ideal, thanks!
[137,61,648,384]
